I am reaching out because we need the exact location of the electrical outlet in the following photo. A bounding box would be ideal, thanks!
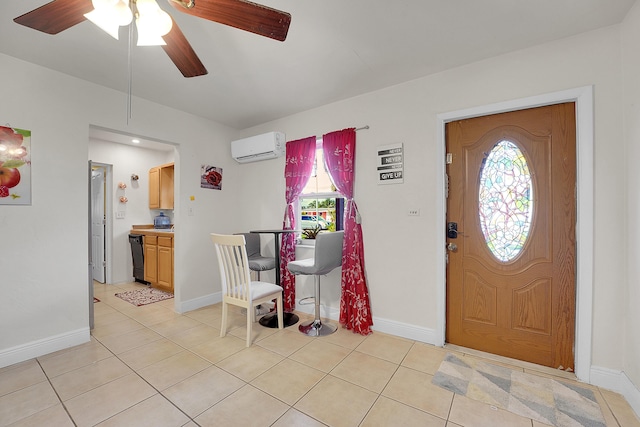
[408,208,420,216]
[116,211,125,219]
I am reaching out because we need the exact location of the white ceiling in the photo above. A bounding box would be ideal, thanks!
[0,0,636,131]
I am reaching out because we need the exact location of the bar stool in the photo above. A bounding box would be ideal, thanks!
[237,233,276,280]
[287,231,344,336]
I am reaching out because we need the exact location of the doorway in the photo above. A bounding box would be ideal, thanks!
[445,103,576,370]
[435,86,594,382]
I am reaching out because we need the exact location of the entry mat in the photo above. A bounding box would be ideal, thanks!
[114,287,173,307]
[432,353,606,427]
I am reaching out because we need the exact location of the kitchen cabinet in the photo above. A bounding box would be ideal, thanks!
[149,162,174,209]
[144,235,158,285]
[139,231,174,293]
[157,236,174,292]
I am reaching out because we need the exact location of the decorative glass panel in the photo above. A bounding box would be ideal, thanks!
[478,140,533,262]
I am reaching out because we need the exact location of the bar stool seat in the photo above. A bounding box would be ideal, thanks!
[238,233,276,279]
[287,231,344,337]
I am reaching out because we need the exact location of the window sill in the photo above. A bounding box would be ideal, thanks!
[297,241,316,248]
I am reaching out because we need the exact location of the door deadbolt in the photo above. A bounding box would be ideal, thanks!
[447,222,458,239]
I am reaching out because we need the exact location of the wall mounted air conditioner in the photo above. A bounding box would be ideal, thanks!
[231,131,286,163]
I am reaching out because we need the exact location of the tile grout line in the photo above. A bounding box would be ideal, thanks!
[34,358,79,427]
[91,294,211,426]
[99,294,447,427]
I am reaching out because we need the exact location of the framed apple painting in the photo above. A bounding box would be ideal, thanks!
[0,125,31,205]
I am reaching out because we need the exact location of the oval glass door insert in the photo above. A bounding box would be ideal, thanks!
[478,139,533,262]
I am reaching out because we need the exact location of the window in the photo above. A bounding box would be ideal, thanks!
[299,142,344,238]
[478,139,533,262]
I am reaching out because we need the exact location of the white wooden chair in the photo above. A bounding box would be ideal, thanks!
[211,233,283,346]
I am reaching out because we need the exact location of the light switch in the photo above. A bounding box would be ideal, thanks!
[116,211,125,219]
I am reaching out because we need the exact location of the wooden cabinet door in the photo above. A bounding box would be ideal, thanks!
[144,236,158,284]
[157,236,173,292]
[149,167,160,209]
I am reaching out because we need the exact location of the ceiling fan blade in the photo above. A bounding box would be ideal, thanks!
[162,18,208,78]
[14,0,93,35]
[168,0,291,42]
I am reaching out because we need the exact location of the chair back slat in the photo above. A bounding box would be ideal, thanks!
[211,233,252,302]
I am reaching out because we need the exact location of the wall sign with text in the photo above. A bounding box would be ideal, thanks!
[377,143,403,184]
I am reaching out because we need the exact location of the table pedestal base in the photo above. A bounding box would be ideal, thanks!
[259,312,299,328]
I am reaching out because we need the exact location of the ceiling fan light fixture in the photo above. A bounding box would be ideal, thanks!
[92,0,118,10]
[136,0,172,34]
[84,9,121,39]
[113,0,134,26]
[85,0,132,39]
[135,0,172,46]
[135,0,160,14]
[136,16,167,46]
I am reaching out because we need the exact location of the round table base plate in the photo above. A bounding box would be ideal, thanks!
[298,319,338,337]
[259,312,299,328]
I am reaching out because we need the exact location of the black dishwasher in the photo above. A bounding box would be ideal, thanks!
[128,234,148,284]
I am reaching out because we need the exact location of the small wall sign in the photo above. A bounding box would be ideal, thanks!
[377,143,403,184]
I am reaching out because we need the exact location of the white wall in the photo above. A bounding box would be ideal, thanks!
[237,26,628,373]
[0,14,638,413]
[622,0,640,400]
[88,139,174,284]
[0,53,238,366]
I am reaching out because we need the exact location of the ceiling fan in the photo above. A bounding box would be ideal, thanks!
[13,0,292,78]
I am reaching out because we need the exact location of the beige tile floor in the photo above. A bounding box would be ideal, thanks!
[2,280,640,427]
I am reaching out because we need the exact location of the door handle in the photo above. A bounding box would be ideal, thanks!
[447,243,458,252]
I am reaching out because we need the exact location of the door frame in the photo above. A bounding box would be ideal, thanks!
[435,86,594,382]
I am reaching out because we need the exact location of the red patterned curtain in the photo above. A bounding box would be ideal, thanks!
[323,128,373,335]
[279,136,317,311]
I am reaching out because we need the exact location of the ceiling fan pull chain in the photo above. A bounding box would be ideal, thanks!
[127,22,133,123]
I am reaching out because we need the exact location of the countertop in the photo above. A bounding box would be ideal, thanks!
[131,225,174,235]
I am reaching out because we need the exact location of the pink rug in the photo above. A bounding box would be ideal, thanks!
[115,288,173,306]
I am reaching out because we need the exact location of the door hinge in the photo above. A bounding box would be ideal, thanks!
[446,153,453,164]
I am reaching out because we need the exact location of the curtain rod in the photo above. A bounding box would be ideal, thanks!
[316,126,370,141]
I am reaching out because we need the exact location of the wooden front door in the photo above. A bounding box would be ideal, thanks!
[445,103,576,370]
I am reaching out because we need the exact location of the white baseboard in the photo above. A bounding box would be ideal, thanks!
[0,328,90,369]
[591,365,640,419]
[178,291,221,313]
[371,317,439,344]
[294,300,438,345]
